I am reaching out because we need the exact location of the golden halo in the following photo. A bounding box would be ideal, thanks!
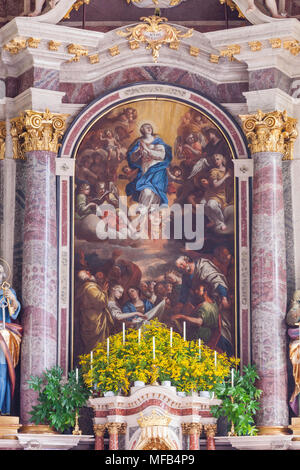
[0,257,12,284]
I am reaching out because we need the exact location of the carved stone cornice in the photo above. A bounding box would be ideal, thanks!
[181,422,202,435]
[0,121,6,160]
[106,422,127,435]
[239,110,298,160]
[203,423,217,438]
[19,109,69,154]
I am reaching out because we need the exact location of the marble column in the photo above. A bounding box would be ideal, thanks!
[204,424,217,450]
[106,423,126,450]
[240,110,298,433]
[181,423,202,450]
[93,424,106,450]
[17,109,68,424]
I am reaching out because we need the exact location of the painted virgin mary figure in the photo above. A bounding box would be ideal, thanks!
[125,123,172,209]
[0,264,22,415]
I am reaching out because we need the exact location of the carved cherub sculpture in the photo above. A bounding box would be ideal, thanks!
[286,289,300,416]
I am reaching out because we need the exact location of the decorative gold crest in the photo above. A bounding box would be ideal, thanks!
[67,44,89,63]
[117,15,193,62]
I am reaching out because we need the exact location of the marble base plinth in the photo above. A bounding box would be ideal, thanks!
[0,416,22,439]
[17,433,94,450]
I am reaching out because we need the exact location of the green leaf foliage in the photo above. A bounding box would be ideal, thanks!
[210,364,262,436]
[27,366,91,433]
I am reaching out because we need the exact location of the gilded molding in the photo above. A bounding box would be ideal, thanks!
[48,40,62,51]
[283,39,300,56]
[269,38,282,49]
[10,118,26,160]
[67,44,89,62]
[18,109,69,154]
[117,15,193,63]
[3,37,27,54]
[26,37,41,49]
[239,109,298,160]
[0,121,6,160]
[248,41,262,52]
[109,45,120,57]
[88,53,100,64]
[219,44,240,61]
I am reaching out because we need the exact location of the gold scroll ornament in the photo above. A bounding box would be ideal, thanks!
[18,109,69,154]
[0,121,6,160]
[117,15,193,62]
[239,109,298,160]
[63,0,90,19]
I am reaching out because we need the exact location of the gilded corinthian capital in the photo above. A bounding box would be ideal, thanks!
[19,109,69,153]
[239,109,298,160]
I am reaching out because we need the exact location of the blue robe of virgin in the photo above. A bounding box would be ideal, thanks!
[0,288,21,415]
[125,137,172,207]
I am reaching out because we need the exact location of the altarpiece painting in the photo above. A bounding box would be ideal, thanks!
[72,98,237,365]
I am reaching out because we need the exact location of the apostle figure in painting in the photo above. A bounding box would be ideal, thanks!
[126,123,172,209]
[286,290,300,415]
[76,269,114,354]
[0,264,22,415]
[171,280,233,355]
[108,285,147,326]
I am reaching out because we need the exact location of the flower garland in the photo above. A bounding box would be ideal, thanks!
[79,319,239,396]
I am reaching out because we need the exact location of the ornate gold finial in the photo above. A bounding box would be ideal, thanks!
[64,0,90,19]
[219,44,240,61]
[239,109,298,160]
[0,121,6,160]
[3,37,27,54]
[67,44,89,63]
[117,15,193,63]
[18,109,69,154]
[10,117,26,160]
[138,410,171,428]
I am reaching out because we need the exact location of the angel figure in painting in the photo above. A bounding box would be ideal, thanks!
[0,262,22,415]
[286,290,300,416]
[126,123,172,210]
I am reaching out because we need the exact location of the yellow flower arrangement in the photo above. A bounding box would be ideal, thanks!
[79,319,239,396]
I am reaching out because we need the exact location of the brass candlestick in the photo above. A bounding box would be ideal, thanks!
[72,410,82,435]
[227,396,237,437]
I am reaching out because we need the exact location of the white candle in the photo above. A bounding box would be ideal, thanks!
[170,327,173,348]
[153,336,155,360]
[214,351,217,369]
[231,368,234,388]
[107,337,110,360]
[138,328,141,344]
[76,368,78,383]
[183,321,186,341]
[198,339,201,359]
[122,323,125,344]
[90,351,93,369]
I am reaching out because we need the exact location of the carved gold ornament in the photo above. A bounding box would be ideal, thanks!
[48,40,62,51]
[0,121,6,160]
[181,422,202,435]
[248,41,262,52]
[219,44,240,61]
[218,0,245,18]
[109,46,120,57]
[64,0,90,19]
[106,422,127,435]
[89,54,100,64]
[26,37,41,49]
[117,15,193,62]
[10,118,26,160]
[3,37,27,54]
[93,424,106,437]
[19,109,69,153]
[239,109,298,160]
[138,410,171,428]
[283,40,300,56]
[269,38,282,49]
[204,423,217,438]
[67,44,89,62]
